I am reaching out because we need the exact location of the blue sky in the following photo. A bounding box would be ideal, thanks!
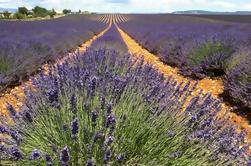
[0,0,251,13]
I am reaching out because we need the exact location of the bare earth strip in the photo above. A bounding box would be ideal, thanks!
[115,23,251,146]
[0,20,112,124]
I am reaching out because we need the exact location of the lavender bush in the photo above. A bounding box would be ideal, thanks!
[224,48,251,108]
[0,14,106,92]
[0,48,250,165]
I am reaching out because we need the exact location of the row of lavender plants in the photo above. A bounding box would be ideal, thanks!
[0,14,106,92]
[92,24,128,53]
[119,14,251,109]
[0,46,250,165]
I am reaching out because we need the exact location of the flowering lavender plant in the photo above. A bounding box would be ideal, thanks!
[0,47,250,165]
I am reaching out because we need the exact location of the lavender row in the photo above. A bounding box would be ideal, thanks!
[92,24,128,53]
[0,48,250,165]
[119,14,251,108]
[0,14,106,92]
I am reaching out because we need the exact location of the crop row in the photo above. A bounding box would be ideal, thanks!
[0,45,250,165]
[118,14,251,109]
[92,24,128,53]
[0,14,106,92]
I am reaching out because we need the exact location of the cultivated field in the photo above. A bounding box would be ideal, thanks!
[0,14,251,165]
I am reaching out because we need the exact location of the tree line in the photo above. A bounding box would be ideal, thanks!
[0,6,72,19]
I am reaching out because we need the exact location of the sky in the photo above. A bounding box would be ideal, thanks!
[0,0,251,13]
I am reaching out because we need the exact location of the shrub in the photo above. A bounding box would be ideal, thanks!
[224,49,251,108]
[0,49,249,165]
[186,41,234,78]
[48,9,57,18]
[63,9,71,15]
[32,6,48,17]
[13,12,25,19]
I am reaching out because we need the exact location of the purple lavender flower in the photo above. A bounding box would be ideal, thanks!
[6,103,16,117]
[86,159,94,166]
[23,111,33,123]
[71,118,79,139]
[0,144,6,153]
[9,130,22,143]
[9,145,23,160]
[47,89,58,104]
[107,113,116,129]
[0,125,8,134]
[29,149,41,160]
[45,154,53,166]
[70,94,77,114]
[107,103,112,114]
[103,148,111,164]
[107,135,114,144]
[116,154,124,162]
[91,109,99,126]
[248,155,251,165]
[60,146,70,165]
[100,96,105,110]
[89,76,98,91]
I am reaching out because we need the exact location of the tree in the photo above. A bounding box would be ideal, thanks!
[32,6,48,17]
[3,11,11,19]
[48,9,57,18]
[63,9,71,15]
[13,12,25,19]
[18,7,29,16]
[78,9,81,14]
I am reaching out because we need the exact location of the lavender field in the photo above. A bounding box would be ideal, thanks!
[119,14,251,112]
[0,11,251,166]
[0,15,106,92]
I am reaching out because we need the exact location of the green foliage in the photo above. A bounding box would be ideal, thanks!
[13,12,25,19]
[48,9,57,18]
[0,59,10,73]
[63,9,71,15]
[3,11,11,18]
[32,6,48,17]
[188,41,230,67]
[18,7,29,16]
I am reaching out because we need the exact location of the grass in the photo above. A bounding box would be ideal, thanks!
[0,58,10,73]
[188,41,230,67]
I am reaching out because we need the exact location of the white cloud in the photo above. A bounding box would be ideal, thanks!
[212,1,236,9]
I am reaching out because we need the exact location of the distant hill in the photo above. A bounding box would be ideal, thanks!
[0,7,17,13]
[172,10,251,15]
